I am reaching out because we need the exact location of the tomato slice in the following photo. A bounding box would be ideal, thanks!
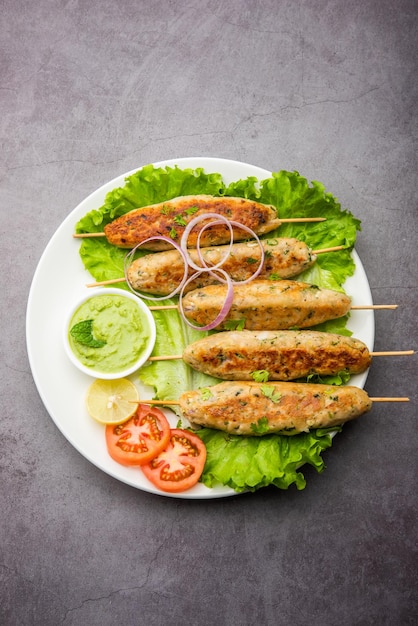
[141,429,207,493]
[105,404,171,466]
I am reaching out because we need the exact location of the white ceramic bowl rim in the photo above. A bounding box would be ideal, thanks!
[63,287,157,379]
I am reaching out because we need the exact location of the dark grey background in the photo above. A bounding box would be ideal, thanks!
[1,1,417,624]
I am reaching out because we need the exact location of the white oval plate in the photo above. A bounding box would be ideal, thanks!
[26,157,375,499]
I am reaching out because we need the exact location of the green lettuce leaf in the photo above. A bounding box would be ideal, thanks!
[196,427,339,492]
[75,165,226,233]
[308,315,352,336]
[226,170,360,289]
[297,370,351,386]
[77,165,227,285]
[79,238,128,286]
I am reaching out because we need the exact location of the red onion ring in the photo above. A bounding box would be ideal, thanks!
[178,268,234,331]
[124,236,189,301]
[196,219,234,272]
[224,220,265,285]
[193,219,265,285]
[180,212,234,272]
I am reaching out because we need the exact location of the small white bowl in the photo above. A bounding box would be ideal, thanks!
[63,288,156,380]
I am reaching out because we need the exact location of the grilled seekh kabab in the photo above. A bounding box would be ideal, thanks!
[179,381,372,435]
[104,195,281,249]
[181,280,351,330]
[181,330,371,381]
[126,238,316,295]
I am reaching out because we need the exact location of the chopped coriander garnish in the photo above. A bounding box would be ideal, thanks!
[184,206,199,215]
[174,215,187,226]
[261,385,282,403]
[169,227,178,239]
[200,387,214,400]
[251,370,270,383]
[223,318,246,331]
[250,417,270,434]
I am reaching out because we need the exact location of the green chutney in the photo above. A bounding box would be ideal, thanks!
[68,293,150,373]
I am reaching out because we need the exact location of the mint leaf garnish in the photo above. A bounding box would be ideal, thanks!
[70,320,106,348]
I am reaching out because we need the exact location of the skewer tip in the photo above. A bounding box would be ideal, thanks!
[351,304,398,310]
[128,398,181,406]
[73,232,105,239]
[370,350,415,357]
[86,277,127,288]
[370,397,410,402]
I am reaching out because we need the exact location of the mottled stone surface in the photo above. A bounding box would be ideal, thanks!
[1,1,417,624]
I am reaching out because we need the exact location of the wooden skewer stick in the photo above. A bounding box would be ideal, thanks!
[351,305,398,310]
[147,350,415,363]
[369,397,410,402]
[370,350,415,357]
[73,232,105,238]
[146,303,399,312]
[73,217,328,241]
[84,245,348,288]
[148,354,183,361]
[131,397,410,406]
[149,304,178,310]
[312,245,346,254]
[129,399,180,405]
[276,218,327,223]
[86,277,126,287]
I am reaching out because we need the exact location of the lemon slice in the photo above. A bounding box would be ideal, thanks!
[85,378,139,425]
